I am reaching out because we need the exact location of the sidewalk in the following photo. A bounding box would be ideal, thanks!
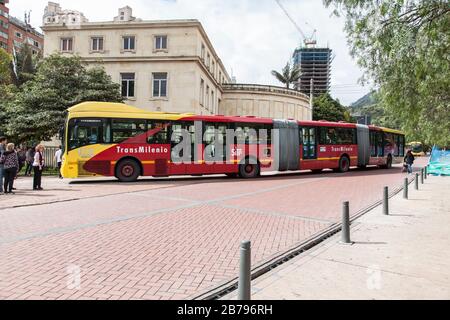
[223,175,450,300]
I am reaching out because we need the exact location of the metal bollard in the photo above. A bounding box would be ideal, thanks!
[341,201,352,244]
[424,166,428,179]
[415,173,419,190]
[421,169,424,184]
[403,178,408,199]
[383,186,389,215]
[238,240,251,300]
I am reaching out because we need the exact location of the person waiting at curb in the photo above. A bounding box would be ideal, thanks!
[0,143,19,194]
[404,150,415,175]
[0,136,7,193]
[54,145,63,179]
[33,144,45,190]
[25,146,35,176]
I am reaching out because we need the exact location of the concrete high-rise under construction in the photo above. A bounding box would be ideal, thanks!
[293,47,332,97]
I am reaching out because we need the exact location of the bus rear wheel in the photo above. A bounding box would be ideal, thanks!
[239,161,260,178]
[338,156,350,173]
[116,159,140,182]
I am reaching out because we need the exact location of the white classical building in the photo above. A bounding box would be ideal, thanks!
[42,3,311,120]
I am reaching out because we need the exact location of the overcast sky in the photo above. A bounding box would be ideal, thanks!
[9,0,372,105]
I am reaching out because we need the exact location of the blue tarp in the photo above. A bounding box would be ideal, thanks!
[428,146,450,176]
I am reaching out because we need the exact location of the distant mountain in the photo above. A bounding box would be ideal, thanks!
[350,91,377,110]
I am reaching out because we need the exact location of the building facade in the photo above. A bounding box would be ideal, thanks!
[42,3,311,121]
[0,0,44,54]
[8,16,44,55]
[293,47,332,97]
[0,0,9,51]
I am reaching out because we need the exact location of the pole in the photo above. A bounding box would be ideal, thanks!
[421,168,424,184]
[415,173,419,190]
[341,201,351,244]
[309,78,314,110]
[383,186,389,215]
[238,240,251,300]
[425,166,428,179]
[403,178,408,199]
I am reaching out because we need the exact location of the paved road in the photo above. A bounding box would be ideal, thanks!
[222,173,450,300]
[0,159,428,300]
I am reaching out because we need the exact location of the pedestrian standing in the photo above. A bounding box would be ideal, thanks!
[17,145,26,176]
[0,136,7,194]
[54,145,63,179]
[404,150,415,175]
[0,143,19,194]
[33,144,45,190]
[25,146,35,176]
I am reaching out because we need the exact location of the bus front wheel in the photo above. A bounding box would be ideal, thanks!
[239,161,260,178]
[116,159,140,182]
[338,156,350,173]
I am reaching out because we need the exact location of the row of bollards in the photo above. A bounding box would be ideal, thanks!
[237,166,429,300]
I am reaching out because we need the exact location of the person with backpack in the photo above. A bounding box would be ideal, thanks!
[0,143,19,194]
[404,150,415,175]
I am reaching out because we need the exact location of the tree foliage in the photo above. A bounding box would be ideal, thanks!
[313,93,355,122]
[323,0,450,146]
[0,48,11,85]
[271,62,301,88]
[4,54,122,142]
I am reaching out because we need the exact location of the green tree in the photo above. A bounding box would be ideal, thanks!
[5,54,122,142]
[12,43,39,86]
[324,0,450,146]
[271,62,301,89]
[313,93,355,122]
[0,48,11,85]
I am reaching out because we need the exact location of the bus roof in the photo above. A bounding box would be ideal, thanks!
[67,102,404,134]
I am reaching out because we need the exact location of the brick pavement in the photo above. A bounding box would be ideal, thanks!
[0,159,428,299]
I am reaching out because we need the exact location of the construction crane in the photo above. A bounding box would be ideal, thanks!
[275,0,317,47]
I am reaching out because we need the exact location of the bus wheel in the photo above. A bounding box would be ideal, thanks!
[338,156,350,173]
[116,159,140,182]
[239,161,260,178]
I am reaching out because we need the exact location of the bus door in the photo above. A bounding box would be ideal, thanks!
[301,127,318,169]
[203,122,231,173]
[169,121,195,175]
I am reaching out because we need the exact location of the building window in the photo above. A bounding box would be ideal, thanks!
[60,38,73,52]
[212,61,215,78]
[15,32,22,38]
[155,35,167,50]
[206,53,210,68]
[219,71,222,84]
[152,73,167,98]
[0,30,8,39]
[0,20,8,29]
[200,79,205,106]
[121,73,135,98]
[206,85,210,109]
[211,91,214,113]
[122,36,135,51]
[91,37,104,51]
[201,44,205,61]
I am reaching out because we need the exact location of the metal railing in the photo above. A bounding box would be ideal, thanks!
[42,146,59,168]
[222,83,309,100]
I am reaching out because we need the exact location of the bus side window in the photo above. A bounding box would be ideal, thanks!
[147,121,169,144]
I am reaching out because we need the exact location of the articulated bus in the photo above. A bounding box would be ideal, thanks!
[61,102,405,182]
